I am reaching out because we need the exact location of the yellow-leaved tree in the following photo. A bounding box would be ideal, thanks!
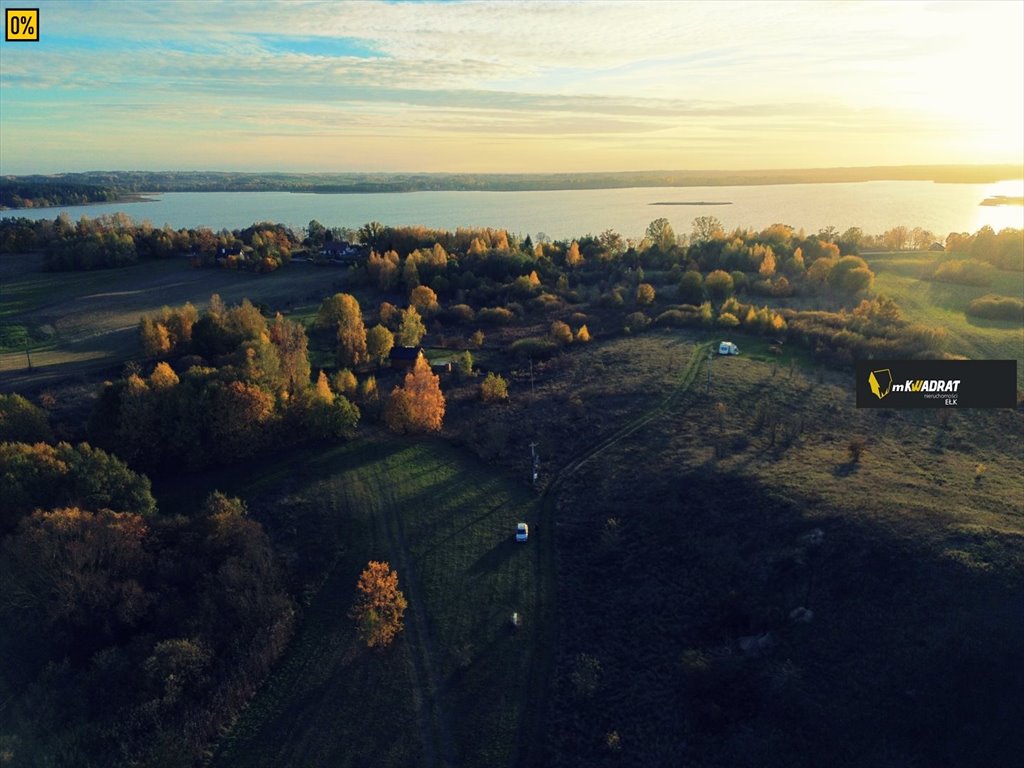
[385,353,445,433]
[350,561,407,648]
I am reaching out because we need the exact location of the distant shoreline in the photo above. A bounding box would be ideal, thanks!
[2,163,1021,209]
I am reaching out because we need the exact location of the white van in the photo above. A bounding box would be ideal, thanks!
[718,341,740,355]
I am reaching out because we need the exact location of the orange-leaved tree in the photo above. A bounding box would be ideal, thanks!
[350,561,408,648]
[385,352,445,433]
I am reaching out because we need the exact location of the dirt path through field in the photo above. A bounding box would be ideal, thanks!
[513,340,710,768]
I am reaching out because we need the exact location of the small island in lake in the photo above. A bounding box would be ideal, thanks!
[650,201,732,206]
[980,195,1024,206]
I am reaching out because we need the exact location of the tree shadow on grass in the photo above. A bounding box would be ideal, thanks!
[469,537,518,576]
[832,461,862,477]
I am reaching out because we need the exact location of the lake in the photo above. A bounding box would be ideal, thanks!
[5,179,1023,241]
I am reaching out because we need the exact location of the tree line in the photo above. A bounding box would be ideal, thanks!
[0,214,301,271]
[0,181,121,209]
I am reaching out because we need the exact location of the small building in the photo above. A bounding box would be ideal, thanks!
[321,240,368,263]
[389,346,423,370]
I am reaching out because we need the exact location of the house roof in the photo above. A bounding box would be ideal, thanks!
[389,346,422,361]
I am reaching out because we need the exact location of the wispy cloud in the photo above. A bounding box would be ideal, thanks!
[1,0,1021,172]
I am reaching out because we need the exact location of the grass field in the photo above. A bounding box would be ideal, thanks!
[541,330,1024,767]
[0,254,349,390]
[865,251,1024,384]
[169,438,541,768]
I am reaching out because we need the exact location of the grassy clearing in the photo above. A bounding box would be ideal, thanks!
[865,251,1024,382]
[195,438,539,768]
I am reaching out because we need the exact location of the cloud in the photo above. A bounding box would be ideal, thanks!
[1,0,1021,172]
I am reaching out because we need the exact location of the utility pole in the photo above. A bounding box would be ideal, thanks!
[24,339,32,371]
[529,441,539,485]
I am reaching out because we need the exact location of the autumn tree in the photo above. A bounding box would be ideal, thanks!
[269,313,311,392]
[705,269,735,301]
[350,561,408,648]
[828,255,875,294]
[379,301,400,329]
[410,285,440,316]
[331,368,358,399]
[566,240,584,268]
[470,329,485,349]
[317,293,367,368]
[883,226,909,251]
[140,316,172,357]
[301,371,360,439]
[576,324,591,343]
[385,353,445,433]
[646,218,676,252]
[455,350,474,378]
[691,216,723,244]
[366,324,395,366]
[550,320,574,345]
[367,249,400,290]
[480,372,509,403]
[396,305,427,347]
[636,283,656,306]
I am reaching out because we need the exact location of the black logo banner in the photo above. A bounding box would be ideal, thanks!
[855,359,1017,408]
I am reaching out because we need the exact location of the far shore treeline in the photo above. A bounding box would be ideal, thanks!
[2,164,1022,208]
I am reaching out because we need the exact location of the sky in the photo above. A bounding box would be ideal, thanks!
[1,0,1022,174]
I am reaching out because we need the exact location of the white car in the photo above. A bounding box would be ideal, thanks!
[718,341,740,355]
[516,522,529,542]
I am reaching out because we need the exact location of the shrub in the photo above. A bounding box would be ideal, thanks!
[478,307,515,325]
[447,303,476,324]
[624,311,650,333]
[549,320,573,345]
[636,282,656,305]
[967,294,1024,322]
[655,308,697,327]
[509,336,558,359]
[480,372,509,402]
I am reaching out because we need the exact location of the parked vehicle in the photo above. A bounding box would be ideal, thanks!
[516,522,529,542]
[718,341,740,355]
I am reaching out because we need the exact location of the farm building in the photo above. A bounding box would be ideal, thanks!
[389,346,423,370]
